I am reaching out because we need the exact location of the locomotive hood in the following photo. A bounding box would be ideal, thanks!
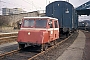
[17,28,48,44]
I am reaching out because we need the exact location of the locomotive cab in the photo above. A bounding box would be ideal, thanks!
[17,17,59,51]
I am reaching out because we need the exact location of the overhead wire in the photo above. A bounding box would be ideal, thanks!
[22,0,43,10]
[22,0,38,11]
[0,0,29,11]
[0,0,51,12]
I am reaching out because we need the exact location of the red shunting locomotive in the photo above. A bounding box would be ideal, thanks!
[17,17,59,51]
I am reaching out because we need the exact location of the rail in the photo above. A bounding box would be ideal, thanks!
[0,32,18,44]
[0,49,20,59]
[28,34,73,60]
[0,36,17,40]
[0,33,73,60]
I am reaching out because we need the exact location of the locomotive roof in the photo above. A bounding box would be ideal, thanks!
[24,17,58,20]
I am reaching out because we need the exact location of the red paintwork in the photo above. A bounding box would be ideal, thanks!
[18,29,50,44]
[17,17,59,45]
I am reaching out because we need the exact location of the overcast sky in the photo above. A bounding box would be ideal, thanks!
[0,0,90,12]
[0,0,90,21]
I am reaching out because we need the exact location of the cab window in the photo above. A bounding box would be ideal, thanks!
[35,20,47,28]
[54,21,58,28]
[23,20,34,27]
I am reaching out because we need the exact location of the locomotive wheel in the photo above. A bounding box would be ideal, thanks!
[50,41,55,46]
[44,44,48,51]
[19,44,25,49]
[41,44,48,51]
[54,40,57,45]
[66,33,69,38]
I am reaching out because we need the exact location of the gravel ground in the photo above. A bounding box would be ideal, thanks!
[0,31,78,60]
[0,42,18,54]
[32,31,78,60]
[2,46,40,60]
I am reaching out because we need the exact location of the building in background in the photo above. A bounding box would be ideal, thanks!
[2,8,27,15]
[2,8,10,15]
[12,8,26,14]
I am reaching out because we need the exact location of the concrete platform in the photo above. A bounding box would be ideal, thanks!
[56,30,85,60]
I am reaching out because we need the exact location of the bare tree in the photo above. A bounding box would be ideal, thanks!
[0,16,9,26]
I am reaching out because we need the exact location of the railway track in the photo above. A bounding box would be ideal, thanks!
[0,47,40,60]
[0,32,18,45]
[0,32,76,60]
[28,33,73,60]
